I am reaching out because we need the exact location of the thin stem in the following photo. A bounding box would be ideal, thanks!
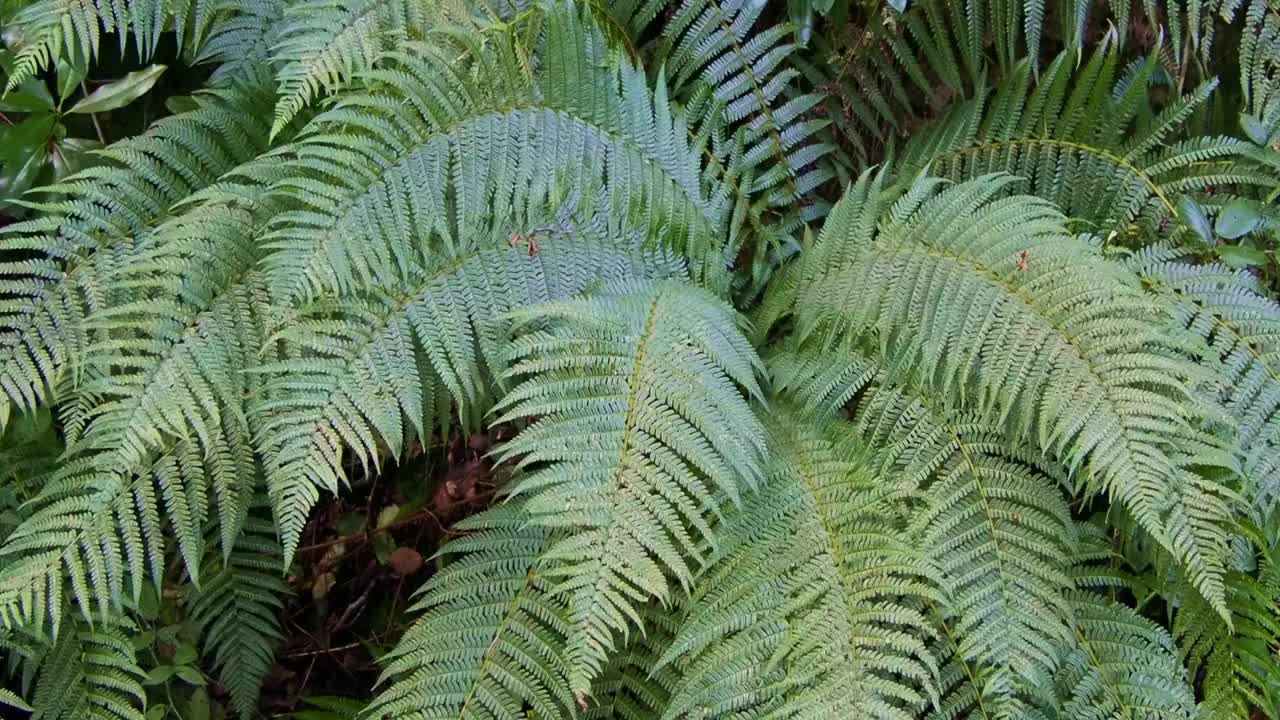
[79,80,106,144]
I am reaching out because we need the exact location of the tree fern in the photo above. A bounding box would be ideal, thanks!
[1,0,1279,717]
[0,178,280,630]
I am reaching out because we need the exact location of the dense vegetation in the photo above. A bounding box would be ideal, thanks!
[0,0,1278,717]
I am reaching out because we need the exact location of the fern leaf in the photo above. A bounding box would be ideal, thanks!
[0,688,31,712]
[362,503,575,720]
[0,79,275,432]
[572,0,838,295]
[494,279,767,697]
[773,341,1081,708]
[268,0,427,136]
[658,405,939,719]
[254,3,744,563]
[3,0,217,89]
[773,170,1237,616]
[189,507,288,718]
[1053,593,1197,719]
[0,181,283,630]
[26,617,146,720]
[257,235,683,564]
[894,45,1271,239]
[1127,245,1280,534]
[585,607,678,720]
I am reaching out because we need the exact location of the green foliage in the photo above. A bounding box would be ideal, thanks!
[0,0,1278,717]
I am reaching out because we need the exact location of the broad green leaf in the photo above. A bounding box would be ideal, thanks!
[1240,112,1273,146]
[49,136,100,181]
[175,665,206,686]
[187,688,211,720]
[0,120,52,202]
[145,665,177,685]
[0,78,54,112]
[56,54,87,102]
[1218,244,1269,269]
[173,642,197,665]
[1178,196,1213,246]
[69,65,166,114]
[1216,200,1266,239]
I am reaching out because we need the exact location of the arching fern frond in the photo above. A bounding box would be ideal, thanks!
[657,405,939,720]
[769,170,1237,616]
[1125,245,1280,532]
[252,2,745,563]
[493,279,767,698]
[197,0,286,87]
[893,44,1271,239]
[0,167,282,631]
[771,341,1079,709]
[0,78,275,432]
[361,503,574,720]
[257,233,685,564]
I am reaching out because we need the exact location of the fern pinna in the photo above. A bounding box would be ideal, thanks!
[0,0,1278,717]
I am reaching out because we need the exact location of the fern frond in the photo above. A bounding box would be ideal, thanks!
[0,174,280,631]
[260,9,729,308]
[657,405,939,720]
[3,0,218,89]
[25,617,146,720]
[1175,531,1280,719]
[197,0,287,87]
[1052,592,1197,719]
[1126,245,1280,531]
[0,688,31,712]
[362,503,575,720]
[893,45,1270,239]
[253,3,746,563]
[268,0,427,137]
[644,0,834,219]
[189,505,288,718]
[604,0,834,284]
[257,234,683,564]
[773,340,1080,708]
[1240,0,1280,139]
[772,170,1237,615]
[493,279,766,697]
[0,79,275,432]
